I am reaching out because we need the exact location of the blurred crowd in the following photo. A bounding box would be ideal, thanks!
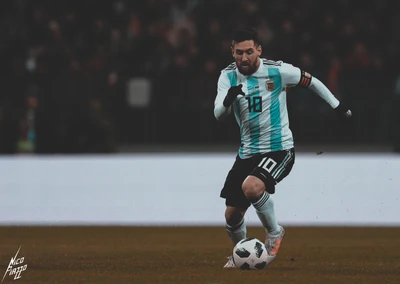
[0,0,399,154]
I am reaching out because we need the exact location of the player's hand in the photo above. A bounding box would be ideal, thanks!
[223,84,245,107]
[334,102,352,122]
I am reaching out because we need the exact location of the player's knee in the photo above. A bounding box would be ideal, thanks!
[242,176,265,201]
[225,206,246,226]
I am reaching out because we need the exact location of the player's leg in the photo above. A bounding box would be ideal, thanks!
[223,203,250,268]
[242,148,295,256]
[220,155,253,268]
[222,206,248,268]
[220,155,253,244]
[244,180,284,256]
[242,175,280,235]
[225,205,247,246]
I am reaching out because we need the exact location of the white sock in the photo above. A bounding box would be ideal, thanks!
[251,192,280,235]
[226,218,247,246]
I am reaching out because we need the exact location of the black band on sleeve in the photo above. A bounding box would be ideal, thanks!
[298,70,312,88]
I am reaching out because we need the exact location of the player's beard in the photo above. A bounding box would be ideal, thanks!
[237,61,256,75]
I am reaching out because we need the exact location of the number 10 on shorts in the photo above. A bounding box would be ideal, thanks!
[258,157,277,173]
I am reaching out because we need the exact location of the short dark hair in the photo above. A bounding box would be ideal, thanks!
[232,27,260,46]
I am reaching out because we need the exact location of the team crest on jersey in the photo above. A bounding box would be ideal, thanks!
[266,79,275,91]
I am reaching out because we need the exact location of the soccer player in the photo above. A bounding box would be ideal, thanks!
[214,28,352,268]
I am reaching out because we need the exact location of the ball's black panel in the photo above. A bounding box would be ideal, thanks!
[240,262,250,270]
[254,241,264,258]
[240,238,255,244]
[254,261,267,270]
[235,248,251,258]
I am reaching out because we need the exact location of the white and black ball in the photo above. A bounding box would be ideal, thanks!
[232,238,270,270]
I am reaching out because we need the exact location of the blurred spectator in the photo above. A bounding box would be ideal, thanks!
[0,99,19,154]
[17,91,38,153]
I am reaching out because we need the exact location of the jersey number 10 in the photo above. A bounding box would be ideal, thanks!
[245,96,262,112]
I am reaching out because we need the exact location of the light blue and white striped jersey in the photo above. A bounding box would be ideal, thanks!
[215,58,302,159]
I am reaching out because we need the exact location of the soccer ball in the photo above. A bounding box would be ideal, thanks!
[232,238,269,270]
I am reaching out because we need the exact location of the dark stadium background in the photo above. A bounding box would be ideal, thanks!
[1,0,399,154]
